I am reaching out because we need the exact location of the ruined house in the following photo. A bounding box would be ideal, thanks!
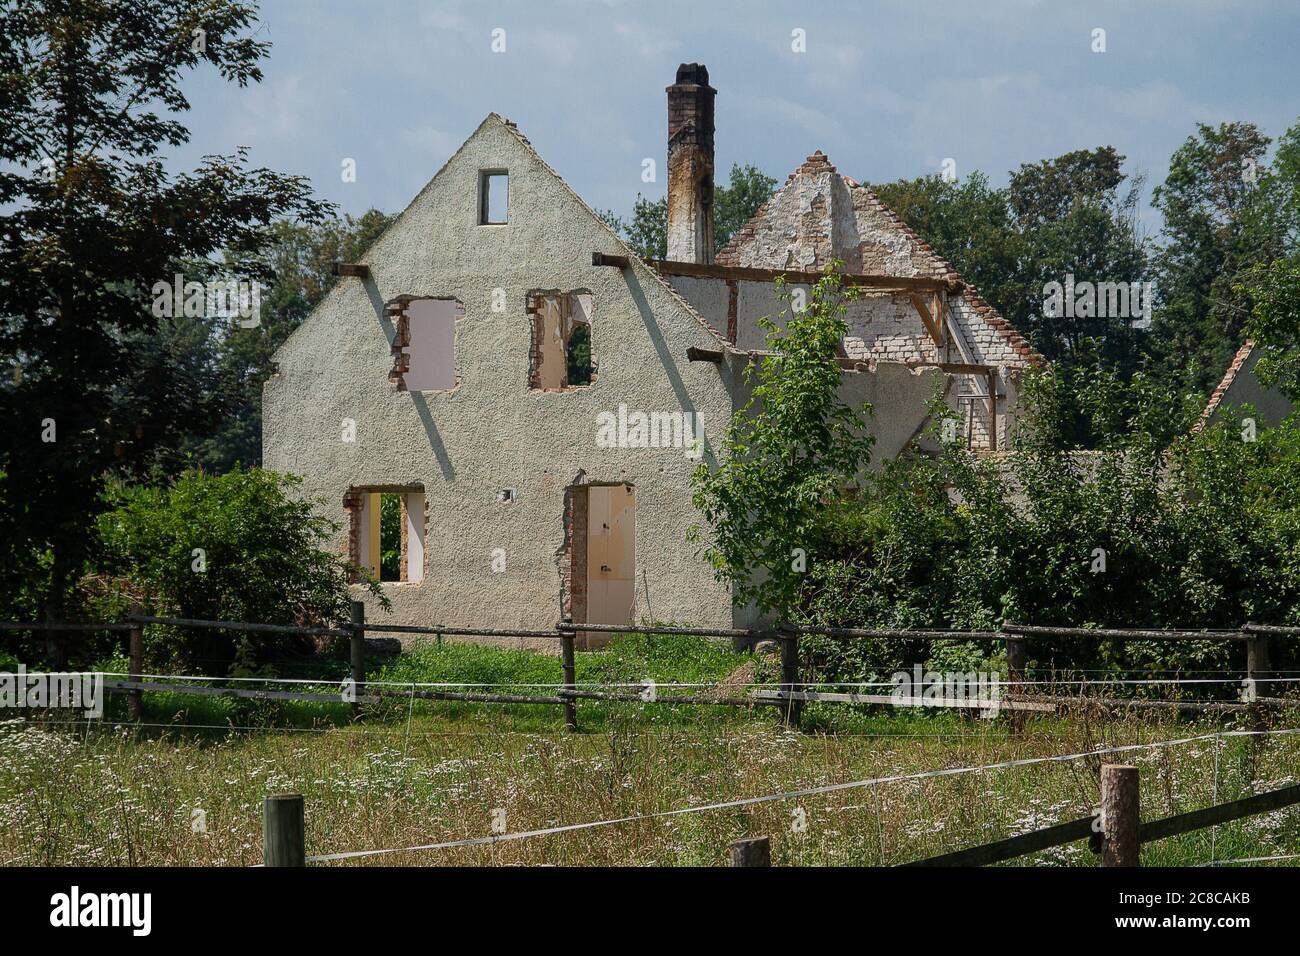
[262,64,1040,641]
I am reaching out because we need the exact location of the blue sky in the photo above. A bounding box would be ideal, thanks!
[174,0,1300,235]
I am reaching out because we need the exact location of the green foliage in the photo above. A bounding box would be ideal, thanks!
[0,1,330,621]
[94,467,384,672]
[1240,257,1300,401]
[713,163,778,252]
[691,264,875,617]
[1148,121,1292,396]
[566,322,593,386]
[793,368,1300,686]
[875,147,1148,375]
[379,493,402,582]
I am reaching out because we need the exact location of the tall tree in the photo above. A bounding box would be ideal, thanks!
[0,0,329,626]
[1148,122,1279,396]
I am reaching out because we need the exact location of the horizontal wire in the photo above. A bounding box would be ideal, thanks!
[302,727,1300,864]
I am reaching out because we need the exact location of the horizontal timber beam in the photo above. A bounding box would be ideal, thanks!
[646,258,958,293]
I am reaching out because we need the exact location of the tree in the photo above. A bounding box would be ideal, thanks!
[1148,122,1280,396]
[1241,257,1300,401]
[690,265,874,617]
[878,148,1149,376]
[0,1,330,626]
[714,163,777,252]
[95,467,384,673]
[599,162,777,261]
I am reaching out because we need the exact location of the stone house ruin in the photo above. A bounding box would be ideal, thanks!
[263,64,1040,641]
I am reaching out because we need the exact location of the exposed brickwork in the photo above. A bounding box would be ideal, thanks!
[666,63,716,263]
[559,482,588,624]
[342,488,363,582]
[714,152,1044,371]
[526,291,596,391]
[387,299,410,390]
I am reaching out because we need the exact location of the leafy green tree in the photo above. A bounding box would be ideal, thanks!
[690,265,874,617]
[1241,257,1300,401]
[1148,122,1281,396]
[0,1,330,624]
[714,163,777,252]
[878,148,1149,375]
[94,467,383,672]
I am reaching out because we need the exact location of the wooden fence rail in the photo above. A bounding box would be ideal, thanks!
[904,765,1300,867]
[4,610,1297,732]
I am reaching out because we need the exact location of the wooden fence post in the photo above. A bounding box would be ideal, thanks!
[1100,764,1140,867]
[729,836,771,867]
[560,619,578,732]
[1246,628,1270,699]
[779,631,802,727]
[127,603,144,722]
[263,794,305,867]
[349,600,366,719]
[1005,633,1026,736]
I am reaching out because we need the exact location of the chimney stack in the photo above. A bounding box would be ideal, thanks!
[666,63,715,264]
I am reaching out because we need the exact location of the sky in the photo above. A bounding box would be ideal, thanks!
[173,0,1300,235]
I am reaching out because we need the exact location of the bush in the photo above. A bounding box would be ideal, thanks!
[94,467,382,673]
[793,367,1300,687]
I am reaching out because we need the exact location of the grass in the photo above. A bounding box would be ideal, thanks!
[1,634,1298,867]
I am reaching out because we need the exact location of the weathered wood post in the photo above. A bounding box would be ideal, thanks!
[127,603,144,722]
[778,631,802,727]
[560,618,578,732]
[1246,626,1270,700]
[1005,632,1026,736]
[1100,764,1140,867]
[1246,625,1271,734]
[263,794,305,867]
[729,836,771,867]
[349,600,366,719]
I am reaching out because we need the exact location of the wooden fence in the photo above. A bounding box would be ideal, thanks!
[3,610,1298,731]
[258,761,1300,867]
[904,762,1300,867]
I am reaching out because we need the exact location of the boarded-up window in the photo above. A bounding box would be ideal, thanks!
[388,298,462,391]
[528,291,594,391]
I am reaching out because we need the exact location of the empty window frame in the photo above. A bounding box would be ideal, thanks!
[347,487,425,584]
[480,171,509,224]
[527,291,595,391]
[388,297,463,392]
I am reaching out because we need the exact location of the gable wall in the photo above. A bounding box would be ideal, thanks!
[264,117,742,637]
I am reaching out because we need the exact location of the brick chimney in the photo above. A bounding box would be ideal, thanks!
[666,63,715,264]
